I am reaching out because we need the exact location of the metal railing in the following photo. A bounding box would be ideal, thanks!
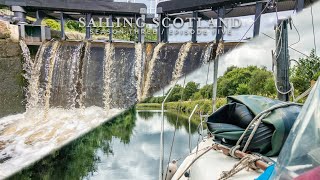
[188,104,199,154]
[159,81,178,180]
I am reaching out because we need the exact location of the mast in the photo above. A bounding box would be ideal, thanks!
[275,19,290,101]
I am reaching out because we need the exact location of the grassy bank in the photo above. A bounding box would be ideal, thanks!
[136,98,227,115]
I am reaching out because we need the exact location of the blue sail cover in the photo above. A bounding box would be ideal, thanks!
[270,78,320,179]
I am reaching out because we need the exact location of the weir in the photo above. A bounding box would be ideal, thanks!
[25,40,217,110]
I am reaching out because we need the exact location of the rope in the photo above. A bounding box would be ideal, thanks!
[272,21,295,97]
[290,19,301,46]
[234,102,302,153]
[218,154,261,180]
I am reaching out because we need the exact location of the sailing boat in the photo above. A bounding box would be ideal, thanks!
[166,78,319,180]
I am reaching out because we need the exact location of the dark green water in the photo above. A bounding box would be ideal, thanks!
[9,109,199,180]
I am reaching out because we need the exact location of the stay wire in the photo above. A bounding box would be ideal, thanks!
[310,5,317,55]
[232,0,273,51]
[290,19,301,46]
[164,73,187,179]
[261,32,309,57]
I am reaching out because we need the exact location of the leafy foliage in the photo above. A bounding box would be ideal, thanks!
[9,109,136,180]
[41,18,157,41]
[217,66,276,97]
[182,82,199,100]
[291,49,320,94]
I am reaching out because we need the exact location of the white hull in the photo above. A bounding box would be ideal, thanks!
[172,137,263,180]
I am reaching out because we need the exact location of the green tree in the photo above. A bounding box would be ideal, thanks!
[291,49,320,94]
[248,69,275,95]
[167,85,183,102]
[182,82,199,100]
[217,66,252,97]
[199,84,213,99]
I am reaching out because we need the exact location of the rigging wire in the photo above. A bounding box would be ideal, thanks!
[261,32,309,57]
[310,5,317,55]
[164,73,187,179]
[290,19,301,46]
[232,0,273,51]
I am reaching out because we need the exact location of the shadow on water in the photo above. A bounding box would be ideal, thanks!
[8,109,136,180]
[138,110,199,134]
[9,109,199,180]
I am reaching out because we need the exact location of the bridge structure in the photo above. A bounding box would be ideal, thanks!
[0,0,312,44]
[156,0,311,43]
[0,0,148,44]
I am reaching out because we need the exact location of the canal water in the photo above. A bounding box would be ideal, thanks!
[9,109,199,180]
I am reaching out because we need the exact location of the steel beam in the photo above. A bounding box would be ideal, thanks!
[191,11,198,43]
[109,15,113,42]
[137,8,147,43]
[253,2,263,37]
[215,6,225,42]
[12,6,26,24]
[33,10,46,25]
[296,0,304,12]
[85,13,92,40]
[158,13,169,43]
[212,6,225,112]
[60,12,65,40]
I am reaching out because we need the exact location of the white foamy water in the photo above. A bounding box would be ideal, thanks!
[135,43,143,101]
[142,43,165,99]
[172,42,193,80]
[103,42,115,110]
[0,107,123,179]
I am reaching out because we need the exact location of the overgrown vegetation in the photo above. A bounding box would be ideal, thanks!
[9,109,136,180]
[141,51,320,114]
[291,49,320,94]
[41,18,157,41]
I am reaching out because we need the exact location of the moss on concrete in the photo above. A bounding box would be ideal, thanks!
[0,39,25,118]
[0,20,10,39]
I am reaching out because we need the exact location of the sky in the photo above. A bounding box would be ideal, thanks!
[182,2,319,83]
[153,1,320,95]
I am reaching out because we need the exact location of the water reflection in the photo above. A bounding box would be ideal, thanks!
[9,109,199,180]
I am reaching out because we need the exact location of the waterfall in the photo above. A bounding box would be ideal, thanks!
[142,42,165,99]
[77,41,91,109]
[19,40,44,110]
[203,42,214,63]
[172,42,193,80]
[19,41,213,111]
[135,43,144,102]
[82,42,104,108]
[103,42,114,110]
[43,41,60,119]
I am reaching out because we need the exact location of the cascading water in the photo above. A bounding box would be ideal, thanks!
[172,42,193,80]
[50,41,84,109]
[0,40,215,179]
[142,42,213,98]
[142,42,165,99]
[135,43,144,102]
[107,43,137,109]
[24,41,214,109]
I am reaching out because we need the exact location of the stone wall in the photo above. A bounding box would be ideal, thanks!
[0,20,25,118]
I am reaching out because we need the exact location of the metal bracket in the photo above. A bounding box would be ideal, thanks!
[157,7,163,14]
[33,10,46,25]
[140,8,147,14]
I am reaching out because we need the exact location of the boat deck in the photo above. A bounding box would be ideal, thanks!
[172,137,263,180]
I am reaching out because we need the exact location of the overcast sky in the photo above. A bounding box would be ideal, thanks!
[153,1,320,95]
[183,2,319,83]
